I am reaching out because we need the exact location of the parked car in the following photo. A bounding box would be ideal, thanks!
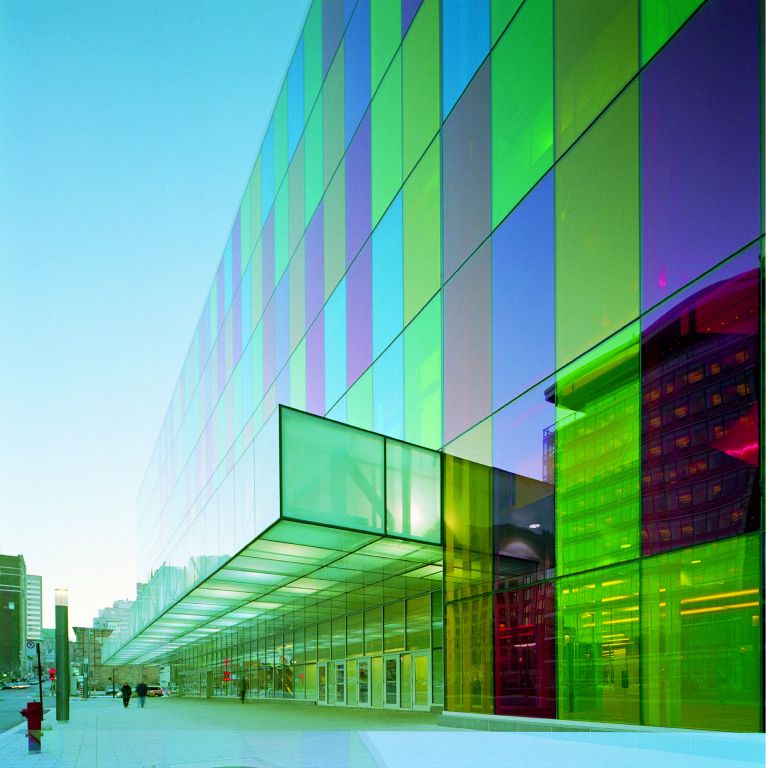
[146,686,164,697]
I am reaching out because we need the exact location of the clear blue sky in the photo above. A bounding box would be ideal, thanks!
[0,0,310,630]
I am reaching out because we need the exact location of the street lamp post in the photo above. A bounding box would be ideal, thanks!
[54,588,70,721]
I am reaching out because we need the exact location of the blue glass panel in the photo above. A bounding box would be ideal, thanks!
[345,0,371,147]
[287,37,305,161]
[373,335,404,439]
[372,193,403,358]
[492,172,554,409]
[275,273,290,374]
[442,0,490,118]
[324,278,347,412]
[223,236,233,312]
[241,263,252,346]
[261,119,275,225]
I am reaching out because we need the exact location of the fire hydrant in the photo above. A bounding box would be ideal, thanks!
[20,701,43,753]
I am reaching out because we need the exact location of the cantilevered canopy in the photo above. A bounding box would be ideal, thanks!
[103,408,443,665]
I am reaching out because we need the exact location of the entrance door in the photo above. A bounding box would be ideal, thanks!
[383,654,399,708]
[317,663,328,705]
[400,654,412,709]
[335,662,346,705]
[357,659,371,707]
[412,652,430,711]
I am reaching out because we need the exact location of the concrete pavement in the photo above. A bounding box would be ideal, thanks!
[0,695,762,768]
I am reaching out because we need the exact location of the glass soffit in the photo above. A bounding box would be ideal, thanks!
[105,518,442,665]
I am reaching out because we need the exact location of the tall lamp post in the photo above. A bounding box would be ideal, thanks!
[54,588,70,721]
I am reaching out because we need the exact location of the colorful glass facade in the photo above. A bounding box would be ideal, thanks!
[104,0,764,732]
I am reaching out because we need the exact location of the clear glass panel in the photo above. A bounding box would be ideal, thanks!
[384,656,398,705]
[280,407,385,533]
[335,662,345,704]
[358,659,370,704]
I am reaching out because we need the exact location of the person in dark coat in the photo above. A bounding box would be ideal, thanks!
[120,683,132,708]
[136,681,148,708]
[239,675,248,704]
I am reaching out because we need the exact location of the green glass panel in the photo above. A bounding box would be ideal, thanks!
[332,617,346,659]
[289,242,305,353]
[491,0,553,227]
[555,83,639,368]
[371,51,402,228]
[240,183,252,271]
[304,1,322,115]
[304,97,323,228]
[274,181,289,283]
[555,324,640,576]
[288,141,305,257]
[556,563,640,724]
[289,338,306,411]
[346,612,364,657]
[640,0,704,64]
[431,590,443,648]
[445,596,494,713]
[280,407,384,533]
[402,0,439,177]
[554,0,638,157]
[386,439,441,543]
[370,0,401,94]
[404,293,442,450]
[403,140,440,324]
[432,646,444,705]
[317,620,331,662]
[490,0,523,45]
[346,367,373,431]
[642,535,762,732]
[443,454,493,603]
[406,594,431,651]
[250,156,262,250]
[323,161,346,299]
[274,83,288,185]
[384,601,405,652]
[323,42,345,183]
[250,237,263,327]
[364,607,383,654]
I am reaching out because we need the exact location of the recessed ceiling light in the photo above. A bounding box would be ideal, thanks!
[528,523,541,529]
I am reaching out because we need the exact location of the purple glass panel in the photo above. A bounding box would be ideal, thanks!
[199,299,210,372]
[444,242,491,444]
[402,0,423,35]
[232,289,242,364]
[306,311,325,415]
[323,0,345,77]
[263,300,275,395]
[262,210,275,311]
[216,261,225,330]
[232,211,241,291]
[641,251,761,555]
[345,0,370,147]
[494,583,556,718]
[346,241,372,387]
[641,0,760,310]
[305,203,325,329]
[275,274,290,373]
[344,0,356,26]
[443,60,490,281]
[491,173,554,410]
[345,110,372,266]
[216,334,225,397]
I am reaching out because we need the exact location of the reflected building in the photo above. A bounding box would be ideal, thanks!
[103,0,763,733]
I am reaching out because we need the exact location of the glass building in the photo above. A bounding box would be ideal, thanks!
[102,0,764,732]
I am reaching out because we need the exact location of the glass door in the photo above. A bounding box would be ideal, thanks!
[371,656,383,708]
[412,652,430,711]
[383,654,399,708]
[357,658,371,707]
[400,653,412,709]
[335,662,346,705]
[317,663,328,705]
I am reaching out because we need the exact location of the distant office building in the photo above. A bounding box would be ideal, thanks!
[0,554,27,679]
[104,0,764,734]
[26,574,42,641]
[93,598,132,632]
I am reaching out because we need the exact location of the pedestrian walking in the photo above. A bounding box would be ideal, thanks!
[239,675,248,703]
[120,682,132,708]
[136,681,148,708]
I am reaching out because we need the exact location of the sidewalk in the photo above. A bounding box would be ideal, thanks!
[0,696,762,768]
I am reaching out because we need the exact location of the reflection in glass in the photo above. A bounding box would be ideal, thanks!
[641,263,760,554]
